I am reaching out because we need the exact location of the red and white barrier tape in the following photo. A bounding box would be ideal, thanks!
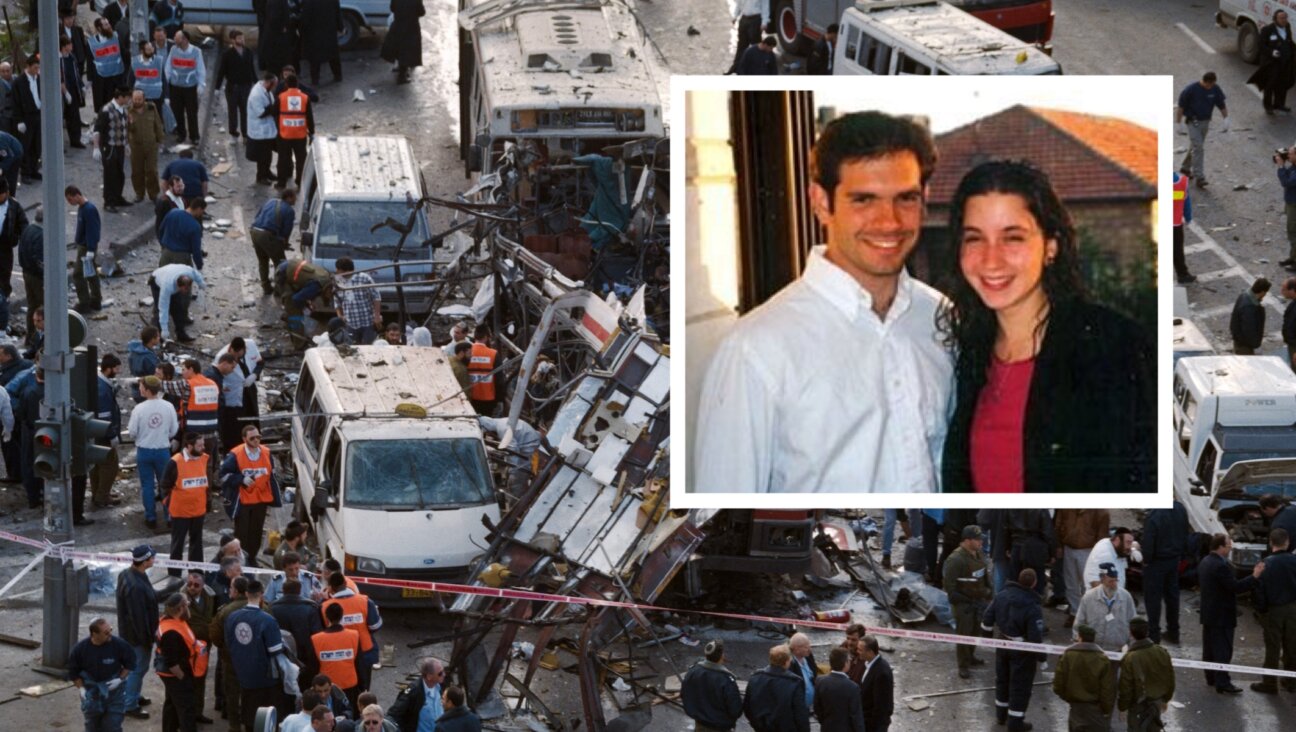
[3,530,1292,679]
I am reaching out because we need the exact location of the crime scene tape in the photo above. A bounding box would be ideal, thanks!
[3,529,1293,679]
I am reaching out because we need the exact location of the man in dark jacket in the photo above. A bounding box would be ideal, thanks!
[982,569,1045,731]
[1051,624,1114,731]
[1197,533,1260,693]
[12,55,42,180]
[1253,528,1296,693]
[1249,9,1296,113]
[0,343,31,483]
[806,23,837,75]
[813,647,864,732]
[858,636,893,732]
[1282,278,1296,369]
[742,644,809,732]
[1142,501,1189,644]
[16,206,41,337]
[736,36,779,76]
[301,0,343,86]
[115,545,160,720]
[681,640,742,732]
[213,29,257,139]
[271,577,323,690]
[1117,617,1176,730]
[435,686,482,732]
[1260,494,1296,549]
[0,177,29,297]
[1006,510,1055,597]
[14,365,44,509]
[1230,277,1270,354]
[260,0,295,78]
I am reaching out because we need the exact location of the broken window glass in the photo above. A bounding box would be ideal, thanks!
[344,438,493,509]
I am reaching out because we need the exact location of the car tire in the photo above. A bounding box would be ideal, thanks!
[338,11,362,51]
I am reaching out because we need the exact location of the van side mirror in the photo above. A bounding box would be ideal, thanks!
[310,483,337,518]
[1188,476,1209,497]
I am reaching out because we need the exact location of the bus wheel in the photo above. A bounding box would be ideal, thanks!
[775,0,812,56]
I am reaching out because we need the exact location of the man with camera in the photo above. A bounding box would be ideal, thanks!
[1279,147,1296,272]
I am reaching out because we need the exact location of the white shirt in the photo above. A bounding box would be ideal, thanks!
[278,711,311,732]
[25,74,40,110]
[860,656,880,684]
[1082,538,1142,590]
[0,199,9,226]
[127,397,179,449]
[732,0,770,25]
[693,245,954,493]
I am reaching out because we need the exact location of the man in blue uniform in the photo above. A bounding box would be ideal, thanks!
[67,617,135,732]
[225,580,289,728]
[982,568,1045,731]
[681,640,742,732]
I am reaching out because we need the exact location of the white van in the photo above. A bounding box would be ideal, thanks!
[299,136,460,316]
[1173,355,1296,568]
[1172,316,1215,365]
[291,345,499,603]
[834,0,1061,76]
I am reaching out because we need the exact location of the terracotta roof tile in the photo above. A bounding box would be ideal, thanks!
[928,105,1157,205]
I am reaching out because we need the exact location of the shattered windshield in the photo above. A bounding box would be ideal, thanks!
[344,439,493,508]
[315,201,431,260]
[1237,483,1296,499]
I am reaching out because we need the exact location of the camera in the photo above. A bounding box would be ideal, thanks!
[1276,148,1292,164]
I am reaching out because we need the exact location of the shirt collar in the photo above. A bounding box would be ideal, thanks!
[801,245,914,323]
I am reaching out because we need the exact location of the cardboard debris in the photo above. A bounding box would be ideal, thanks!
[906,698,931,712]
[19,680,73,698]
[211,162,234,176]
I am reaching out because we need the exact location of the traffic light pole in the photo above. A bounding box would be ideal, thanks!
[39,0,77,671]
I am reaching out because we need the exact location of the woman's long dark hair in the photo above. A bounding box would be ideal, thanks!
[936,160,1087,384]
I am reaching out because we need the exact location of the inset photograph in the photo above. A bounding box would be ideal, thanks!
[674,76,1171,505]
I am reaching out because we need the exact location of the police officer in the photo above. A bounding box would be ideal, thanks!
[67,617,135,732]
[943,524,992,679]
[225,580,288,730]
[742,645,809,732]
[1051,624,1114,732]
[1117,617,1174,730]
[681,640,743,732]
[1252,528,1296,693]
[1141,500,1189,644]
[982,568,1045,731]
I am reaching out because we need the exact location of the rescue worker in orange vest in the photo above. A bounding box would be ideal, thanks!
[219,424,281,570]
[468,324,499,416]
[321,570,383,695]
[275,258,334,349]
[313,602,362,713]
[160,358,220,488]
[157,592,209,732]
[160,432,209,578]
[274,73,314,190]
[1173,171,1196,284]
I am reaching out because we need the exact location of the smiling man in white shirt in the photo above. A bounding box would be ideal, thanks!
[694,111,953,493]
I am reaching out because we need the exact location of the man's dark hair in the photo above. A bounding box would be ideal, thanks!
[311,706,331,722]
[324,602,344,624]
[862,636,880,654]
[826,23,839,35]
[312,673,332,687]
[1113,527,1134,540]
[60,35,72,49]
[262,70,278,83]
[283,579,302,595]
[761,35,777,48]
[328,570,346,590]
[811,111,937,208]
[246,580,265,596]
[229,336,247,352]
[141,325,161,344]
[179,148,195,159]
[218,353,237,366]
[1253,277,1272,295]
[0,344,16,360]
[454,341,472,356]
[444,685,465,708]
[1130,621,1150,641]
[231,576,250,595]
[114,86,130,99]
[1018,568,1037,587]
[1209,533,1229,552]
[846,623,866,637]
[65,184,82,198]
[473,324,491,340]
[1260,494,1288,511]
[229,29,243,40]
[281,551,301,567]
[187,197,208,211]
[1203,71,1217,83]
[284,73,299,89]
[183,358,201,373]
[299,688,323,714]
[100,353,121,371]
[1272,528,1290,549]
[1076,625,1096,642]
[828,646,849,671]
[183,431,200,447]
[336,257,355,273]
[323,557,342,573]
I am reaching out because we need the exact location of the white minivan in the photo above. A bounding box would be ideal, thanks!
[292,345,499,603]
[94,0,387,48]
[834,0,1061,76]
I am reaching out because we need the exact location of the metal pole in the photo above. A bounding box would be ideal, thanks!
[39,0,76,671]
[131,0,151,47]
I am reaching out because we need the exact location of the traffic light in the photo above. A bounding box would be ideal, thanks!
[70,411,115,477]
[33,419,64,480]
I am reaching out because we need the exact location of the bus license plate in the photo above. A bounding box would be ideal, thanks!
[401,588,436,599]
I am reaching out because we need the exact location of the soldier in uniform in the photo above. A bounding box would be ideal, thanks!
[982,568,1045,731]
[681,640,743,732]
[1052,624,1114,732]
[943,524,992,679]
[1117,617,1175,731]
[1252,528,1296,693]
[275,258,334,348]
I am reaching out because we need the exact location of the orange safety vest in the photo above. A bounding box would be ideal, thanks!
[1173,173,1188,227]
[166,452,210,519]
[231,443,274,505]
[184,374,220,433]
[324,575,360,599]
[156,617,209,678]
[468,342,497,401]
[311,627,360,690]
[278,89,309,140]
[321,593,375,653]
